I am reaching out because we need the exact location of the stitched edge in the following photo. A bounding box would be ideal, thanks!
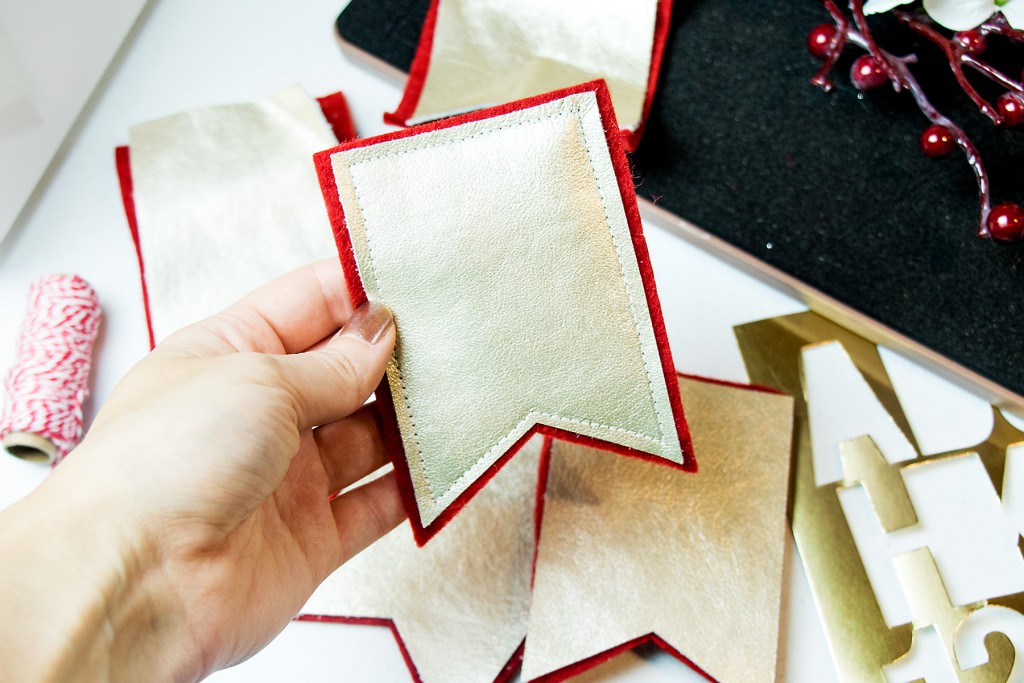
[344,95,672,511]
[574,106,665,442]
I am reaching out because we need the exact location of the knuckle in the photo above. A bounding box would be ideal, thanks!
[323,350,366,403]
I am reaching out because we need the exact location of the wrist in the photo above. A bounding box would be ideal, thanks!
[0,450,203,682]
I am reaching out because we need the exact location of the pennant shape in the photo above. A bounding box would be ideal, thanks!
[385,0,672,151]
[316,81,694,543]
[115,86,356,346]
[522,375,793,683]
[300,437,544,683]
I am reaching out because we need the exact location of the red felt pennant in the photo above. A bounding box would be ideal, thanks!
[294,615,525,683]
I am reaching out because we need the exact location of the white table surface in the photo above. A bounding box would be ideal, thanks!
[0,0,1004,680]
[0,0,150,243]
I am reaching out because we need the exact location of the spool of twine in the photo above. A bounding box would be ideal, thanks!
[0,275,102,464]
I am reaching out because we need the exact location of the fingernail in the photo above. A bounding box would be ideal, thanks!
[341,301,394,345]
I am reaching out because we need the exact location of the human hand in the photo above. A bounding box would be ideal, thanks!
[0,259,404,682]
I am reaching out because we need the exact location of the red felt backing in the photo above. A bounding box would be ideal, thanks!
[527,633,718,683]
[317,92,359,143]
[294,615,524,683]
[624,0,674,152]
[525,373,790,683]
[384,0,674,152]
[114,92,357,350]
[115,145,156,350]
[383,0,441,127]
[315,80,695,547]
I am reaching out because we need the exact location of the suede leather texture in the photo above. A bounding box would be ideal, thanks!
[129,86,337,342]
[523,378,794,683]
[302,438,541,683]
[404,0,658,130]
[326,89,684,526]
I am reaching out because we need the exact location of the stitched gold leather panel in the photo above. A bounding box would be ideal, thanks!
[328,90,684,526]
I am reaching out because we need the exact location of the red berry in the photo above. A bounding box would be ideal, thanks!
[997,92,1024,126]
[920,124,957,158]
[851,55,889,91]
[808,24,838,60]
[988,203,1024,243]
[954,30,987,55]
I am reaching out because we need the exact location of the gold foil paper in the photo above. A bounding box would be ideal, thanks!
[301,438,542,683]
[735,311,1024,682]
[327,89,685,528]
[406,0,659,129]
[521,377,794,682]
[129,86,337,342]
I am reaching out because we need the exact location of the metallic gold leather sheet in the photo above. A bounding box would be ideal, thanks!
[302,437,542,683]
[129,86,337,342]
[407,0,659,130]
[736,312,1024,682]
[327,89,684,527]
[522,377,794,682]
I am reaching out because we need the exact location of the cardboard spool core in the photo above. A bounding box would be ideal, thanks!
[2,431,57,464]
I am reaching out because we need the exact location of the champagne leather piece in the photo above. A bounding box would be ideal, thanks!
[129,86,337,342]
[404,0,658,130]
[324,87,686,528]
[303,438,542,683]
[523,377,794,682]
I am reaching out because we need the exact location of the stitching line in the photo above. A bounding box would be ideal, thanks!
[575,105,665,444]
[349,110,571,169]
[347,101,669,506]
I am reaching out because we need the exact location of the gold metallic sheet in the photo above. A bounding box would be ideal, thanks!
[327,89,684,527]
[521,377,794,682]
[130,86,337,342]
[735,312,1024,682]
[407,0,658,129]
[302,437,542,683]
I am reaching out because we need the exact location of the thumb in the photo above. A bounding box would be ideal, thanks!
[276,301,395,428]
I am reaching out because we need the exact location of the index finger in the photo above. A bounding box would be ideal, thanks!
[163,258,356,355]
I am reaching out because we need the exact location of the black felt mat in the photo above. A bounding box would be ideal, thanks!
[336,0,1024,397]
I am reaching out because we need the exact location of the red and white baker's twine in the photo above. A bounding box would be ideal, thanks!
[0,275,102,463]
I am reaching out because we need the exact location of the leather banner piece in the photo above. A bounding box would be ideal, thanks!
[300,437,544,683]
[385,0,672,150]
[115,86,355,345]
[316,81,694,543]
[522,375,794,683]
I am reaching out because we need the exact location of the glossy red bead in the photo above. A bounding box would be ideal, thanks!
[807,24,838,60]
[851,55,888,91]
[919,124,957,158]
[954,29,987,55]
[997,92,1024,127]
[988,203,1024,243]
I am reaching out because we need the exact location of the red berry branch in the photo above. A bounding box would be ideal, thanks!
[808,0,1024,243]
